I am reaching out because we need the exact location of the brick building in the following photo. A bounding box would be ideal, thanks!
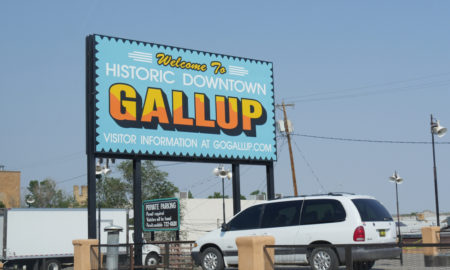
[0,170,21,208]
[73,185,88,205]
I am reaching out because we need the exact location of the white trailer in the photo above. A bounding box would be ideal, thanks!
[0,208,159,270]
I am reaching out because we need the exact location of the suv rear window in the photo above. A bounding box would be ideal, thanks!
[352,199,393,222]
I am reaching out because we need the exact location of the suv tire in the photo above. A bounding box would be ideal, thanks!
[201,247,224,270]
[310,247,339,270]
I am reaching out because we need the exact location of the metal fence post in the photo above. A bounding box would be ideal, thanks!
[130,245,134,270]
[345,246,353,270]
[164,243,170,269]
[399,241,403,265]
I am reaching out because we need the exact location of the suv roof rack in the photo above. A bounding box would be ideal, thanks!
[272,192,355,200]
[327,192,356,196]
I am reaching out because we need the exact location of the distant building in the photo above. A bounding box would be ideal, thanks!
[180,198,263,240]
[395,211,450,236]
[73,185,88,205]
[248,194,266,200]
[0,169,21,208]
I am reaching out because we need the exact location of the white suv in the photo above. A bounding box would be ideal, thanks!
[191,193,401,270]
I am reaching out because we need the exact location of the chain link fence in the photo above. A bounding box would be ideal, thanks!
[91,241,196,270]
[263,243,450,270]
[89,242,450,269]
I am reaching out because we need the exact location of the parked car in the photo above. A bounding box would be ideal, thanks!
[191,193,401,270]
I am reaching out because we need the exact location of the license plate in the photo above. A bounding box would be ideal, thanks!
[379,230,386,237]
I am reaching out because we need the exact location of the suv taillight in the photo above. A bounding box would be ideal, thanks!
[353,226,365,242]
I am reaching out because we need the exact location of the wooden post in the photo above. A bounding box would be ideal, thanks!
[281,102,298,196]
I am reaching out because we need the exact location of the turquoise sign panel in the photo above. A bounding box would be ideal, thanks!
[93,34,276,161]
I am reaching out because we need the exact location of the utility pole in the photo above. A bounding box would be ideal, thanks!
[276,102,298,196]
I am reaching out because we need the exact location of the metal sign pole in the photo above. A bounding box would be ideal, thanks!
[266,162,275,200]
[86,35,97,240]
[87,154,97,239]
[133,159,143,265]
[232,163,241,215]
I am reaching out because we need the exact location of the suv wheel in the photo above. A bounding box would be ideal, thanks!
[310,247,339,270]
[201,247,224,270]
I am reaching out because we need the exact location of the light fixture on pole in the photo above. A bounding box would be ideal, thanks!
[430,115,447,227]
[96,162,111,177]
[25,195,35,208]
[389,171,403,240]
[96,158,111,265]
[213,165,232,225]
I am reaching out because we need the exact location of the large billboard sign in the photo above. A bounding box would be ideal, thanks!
[86,34,276,161]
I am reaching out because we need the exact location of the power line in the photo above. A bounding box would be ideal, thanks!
[276,135,287,155]
[55,173,87,184]
[285,80,450,103]
[155,162,187,168]
[249,150,287,199]
[284,72,450,98]
[291,140,327,193]
[52,161,187,187]
[292,133,450,144]
[18,151,84,170]
[287,73,450,102]
[195,179,222,197]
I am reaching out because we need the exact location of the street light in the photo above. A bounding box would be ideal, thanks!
[96,159,111,266]
[25,195,35,208]
[389,171,403,242]
[430,115,447,227]
[213,165,232,225]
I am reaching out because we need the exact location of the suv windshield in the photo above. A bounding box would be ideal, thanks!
[352,199,393,222]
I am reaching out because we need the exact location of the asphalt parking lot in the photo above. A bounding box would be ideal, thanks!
[224,253,450,269]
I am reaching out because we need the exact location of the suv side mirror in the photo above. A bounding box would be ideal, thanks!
[221,223,229,231]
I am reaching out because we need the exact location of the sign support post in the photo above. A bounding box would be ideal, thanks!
[232,163,241,215]
[86,35,97,239]
[133,159,143,265]
[266,162,275,200]
[87,153,96,239]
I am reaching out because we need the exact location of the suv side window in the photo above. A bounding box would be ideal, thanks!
[300,199,346,225]
[261,200,302,228]
[228,204,264,231]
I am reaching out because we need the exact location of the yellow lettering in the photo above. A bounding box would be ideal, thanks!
[155,53,207,72]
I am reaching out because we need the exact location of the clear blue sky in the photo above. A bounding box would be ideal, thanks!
[1,1,450,215]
